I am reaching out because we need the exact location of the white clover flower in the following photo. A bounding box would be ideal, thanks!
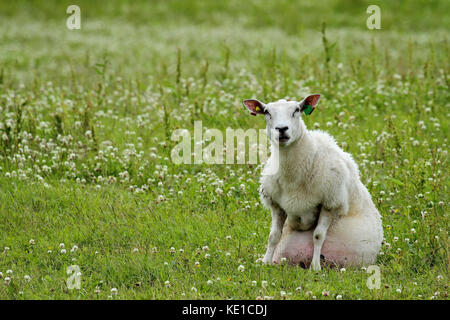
[132,248,139,253]
[280,291,286,298]
[164,280,170,287]
[59,243,65,249]
[111,288,118,295]
[6,270,12,275]
[29,239,35,245]
[207,280,213,285]
[336,294,343,300]
[340,268,346,272]
[24,275,31,282]
[4,277,11,285]
[61,249,67,254]
[251,281,257,286]
[237,265,245,272]
[261,280,268,288]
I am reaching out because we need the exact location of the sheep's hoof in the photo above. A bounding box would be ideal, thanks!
[310,260,321,271]
[262,256,273,265]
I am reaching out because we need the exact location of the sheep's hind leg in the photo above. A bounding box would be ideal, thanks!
[310,209,333,271]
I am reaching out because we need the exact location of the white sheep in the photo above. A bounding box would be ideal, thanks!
[243,95,383,271]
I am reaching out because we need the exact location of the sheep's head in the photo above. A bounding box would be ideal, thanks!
[243,94,320,147]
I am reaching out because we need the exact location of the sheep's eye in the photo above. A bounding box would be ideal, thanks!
[292,108,300,117]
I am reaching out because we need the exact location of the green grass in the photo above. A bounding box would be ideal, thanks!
[0,0,448,299]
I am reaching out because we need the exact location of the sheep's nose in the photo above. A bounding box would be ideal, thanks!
[275,126,289,133]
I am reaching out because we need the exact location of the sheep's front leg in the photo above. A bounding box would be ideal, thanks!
[310,208,333,271]
[263,206,286,264]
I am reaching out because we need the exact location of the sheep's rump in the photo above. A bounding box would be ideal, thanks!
[272,211,383,267]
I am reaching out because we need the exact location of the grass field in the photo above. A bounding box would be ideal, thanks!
[0,0,448,299]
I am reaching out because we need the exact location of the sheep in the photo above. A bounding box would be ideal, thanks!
[243,95,383,271]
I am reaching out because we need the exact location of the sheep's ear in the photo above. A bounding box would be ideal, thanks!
[299,94,321,115]
[243,99,266,116]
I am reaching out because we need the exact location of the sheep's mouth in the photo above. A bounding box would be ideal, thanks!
[278,135,290,144]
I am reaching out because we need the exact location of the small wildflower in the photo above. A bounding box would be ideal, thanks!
[336,294,343,300]
[24,275,31,282]
[164,280,170,287]
[237,265,245,272]
[29,239,35,245]
[111,288,118,295]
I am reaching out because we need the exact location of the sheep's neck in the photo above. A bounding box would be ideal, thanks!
[276,131,316,183]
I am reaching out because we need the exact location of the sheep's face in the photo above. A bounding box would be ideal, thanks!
[243,95,321,147]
